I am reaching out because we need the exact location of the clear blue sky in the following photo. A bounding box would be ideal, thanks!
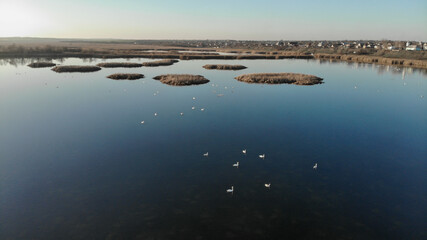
[0,0,426,40]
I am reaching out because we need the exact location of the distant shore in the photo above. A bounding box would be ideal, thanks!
[1,41,426,69]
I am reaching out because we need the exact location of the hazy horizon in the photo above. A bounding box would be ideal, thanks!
[0,0,426,41]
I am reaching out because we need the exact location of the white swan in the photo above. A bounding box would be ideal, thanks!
[192,97,196,100]
[265,183,271,188]
[226,186,234,193]
[259,154,265,159]
[242,149,246,154]
[203,152,209,157]
[140,121,145,124]
[191,106,195,110]
[200,108,205,111]
[154,113,158,116]
[233,162,239,168]
[313,163,318,170]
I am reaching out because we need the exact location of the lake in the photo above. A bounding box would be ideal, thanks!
[0,58,426,239]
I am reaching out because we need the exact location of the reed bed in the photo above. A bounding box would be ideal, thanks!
[235,73,323,85]
[27,62,56,68]
[142,59,178,67]
[153,74,209,86]
[96,62,142,68]
[203,64,247,70]
[107,73,144,80]
[51,65,101,73]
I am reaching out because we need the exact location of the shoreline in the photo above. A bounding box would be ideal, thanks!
[1,50,426,70]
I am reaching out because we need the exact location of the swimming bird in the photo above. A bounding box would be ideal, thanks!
[242,149,246,154]
[200,108,205,111]
[180,112,184,116]
[233,162,239,168]
[265,183,271,188]
[140,121,145,124]
[154,113,158,116]
[192,97,196,100]
[226,186,234,193]
[313,163,318,170]
[203,152,209,157]
[191,106,195,110]
[259,154,265,159]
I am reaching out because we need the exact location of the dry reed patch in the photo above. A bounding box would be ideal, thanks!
[27,62,56,68]
[153,74,209,86]
[97,62,142,68]
[235,73,323,85]
[202,64,247,70]
[107,73,144,80]
[51,65,101,73]
[142,59,178,67]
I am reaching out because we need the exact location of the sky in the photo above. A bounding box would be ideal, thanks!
[0,0,426,41]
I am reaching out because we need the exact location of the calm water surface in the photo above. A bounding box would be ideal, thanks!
[0,58,426,239]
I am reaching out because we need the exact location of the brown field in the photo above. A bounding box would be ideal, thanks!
[107,73,144,80]
[153,74,209,86]
[203,64,247,70]
[27,62,56,68]
[51,65,101,73]
[235,73,323,85]
[142,59,179,67]
[97,62,142,68]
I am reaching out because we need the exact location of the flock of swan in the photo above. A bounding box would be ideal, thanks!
[202,148,318,194]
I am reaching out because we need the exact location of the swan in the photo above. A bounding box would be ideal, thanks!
[242,149,246,154]
[233,162,239,168]
[191,106,195,110]
[313,163,318,170]
[154,113,158,116]
[140,121,145,124]
[192,97,196,100]
[265,183,271,188]
[200,108,205,111]
[203,152,209,157]
[226,186,234,193]
[259,154,265,159]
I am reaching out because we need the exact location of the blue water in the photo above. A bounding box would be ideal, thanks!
[0,58,426,239]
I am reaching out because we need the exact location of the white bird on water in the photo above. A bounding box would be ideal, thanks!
[242,149,247,154]
[203,152,209,157]
[200,108,205,111]
[154,112,158,116]
[180,112,184,116]
[313,163,318,170]
[140,121,145,124]
[259,154,265,159]
[265,183,271,188]
[191,106,195,110]
[192,97,196,100]
[226,186,234,193]
[233,162,239,168]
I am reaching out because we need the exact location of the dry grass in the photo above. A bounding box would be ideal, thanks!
[203,64,247,70]
[153,74,209,86]
[235,73,323,85]
[51,65,101,73]
[97,62,142,68]
[107,73,144,80]
[27,62,56,68]
[142,59,178,67]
